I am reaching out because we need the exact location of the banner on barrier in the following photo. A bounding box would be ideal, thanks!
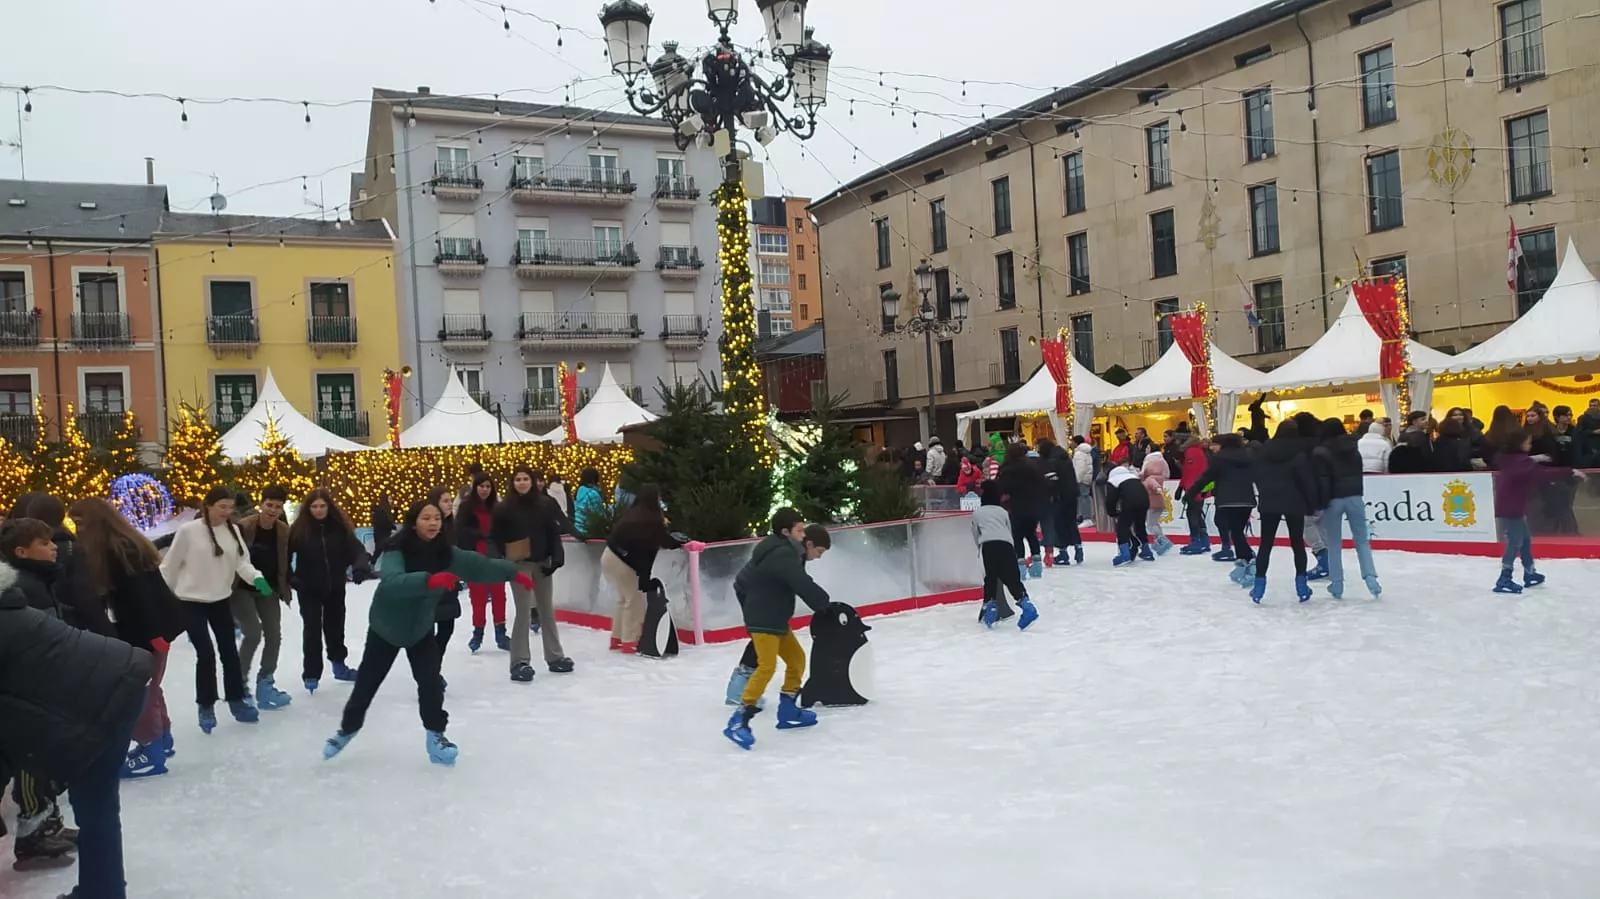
[1152,473,1495,543]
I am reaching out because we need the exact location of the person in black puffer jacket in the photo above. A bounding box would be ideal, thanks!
[994,442,1049,574]
[288,489,373,692]
[1196,434,1256,568]
[0,559,153,899]
[492,465,572,679]
[8,493,97,631]
[1311,418,1381,599]
[1249,421,1316,600]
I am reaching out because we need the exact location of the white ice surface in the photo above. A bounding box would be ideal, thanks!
[6,549,1600,898]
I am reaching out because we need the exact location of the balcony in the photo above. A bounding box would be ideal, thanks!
[431,162,484,201]
[0,412,36,447]
[206,314,259,356]
[661,314,707,349]
[71,312,131,347]
[513,238,639,281]
[656,245,705,280]
[213,406,248,432]
[579,384,646,408]
[435,238,488,277]
[653,175,700,207]
[509,164,636,206]
[316,409,370,440]
[76,409,125,444]
[516,311,642,351]
[438,313,492,351]
[521,387,562,424]
[467,390,494,410]
[0,310,41,347]
[308,316,359,357]
[1504,42,1545,89]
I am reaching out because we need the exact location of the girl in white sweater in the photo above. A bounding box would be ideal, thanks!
[161,486,273,733]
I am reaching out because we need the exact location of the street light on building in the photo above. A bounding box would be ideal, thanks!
[881,260,968,443]
[599,0,832,467]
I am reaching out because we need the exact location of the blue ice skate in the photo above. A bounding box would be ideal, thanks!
[1229,559,1255,587]
[330,661,359,683]
[1363,575,1383,598]
[1017,559,1031,581]
[467,627,484,653]
[1027,557,1044,578]
[228,700,259,724]
[426,730,459,766]
[1524,570,1546,588]
[1295,574,1312,603]
[120,744,167,779]
[1153,534,1174,556]
[303,678,318,695]
[1307,550,1329,581]
[160,730,175,758]
[1327,580,1344,600]
[197,704,217,734]
[1137,543,1155,562]
[1017,599,1038,631]
[1493,570,1523,594]
[255,676,291,710]
[1053,550,1071,566]
[775,692,818,730]
[494,623,511,651]
[1112,544,1135,567]
[1212,548,1236,562]
[724,706,757,750]
[1250,576,1267,604]
[981,601,998,629]
[1074,545,1084,564]
[323,731,354,760]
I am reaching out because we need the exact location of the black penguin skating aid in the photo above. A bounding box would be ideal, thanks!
[799,602,873,708]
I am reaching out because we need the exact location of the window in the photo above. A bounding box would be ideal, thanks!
[656,154,686,187]
[938,339,956,394]
[0,271,25,313]
[875,218,891,269]
[456,366,483,396]
[77,272,120,315]
[1244,89,1275,161]
[770,318,794,335]
[588,151,621,184]
[799,303,809,319]
[310,281,351,318]
[1154,298,1180,355]
[796,245,806,261]
[1067,233,1090,295]
[1516,227,1558,316]
[760,289,792,312]
[1507,111,1552,202]
[527,364,556,395]
[757,232,789,255]
[1070,314,1094,369]
[879,282,896,332]
[437,145,470,176]
[1349,1,1393,26]
[797,274,807,290]
[316,373,356,416]
[592,224,624,258]
[795,216,805,232]
[1501,0,1544,87]
[1150,210,1177,278]
[996,251,1016,308]
[208,280,252,318]
[513,153,545,182]
[438,213,477,257]
[883,349,899,402]
[1254,280,1286,353]
[760,261,790,286]
[84,371,126,413]
[1360,46,1396,128]
[999,328,1021,384]
[213,375,256,422]
[1063,152,1086,215]
[1235,45,1272,68]
[934,269,952,320]
[991,177,1012,235]
[1249,183,1280,256]
[930,198,948,252]
[1146,122,1171,189]
[1370,255,1408,281]
[0,375,31,415]
[1366,150,1403,232]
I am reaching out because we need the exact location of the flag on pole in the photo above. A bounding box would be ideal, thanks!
[1236,275,1259,331]
[1507,216,1525,293]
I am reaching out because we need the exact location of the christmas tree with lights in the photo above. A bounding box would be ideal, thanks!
[100,410,146,479]
[0,434,33,512]
[164,403,225,507]
[713,177,773,472]
[237,417,316,502]
[36,405,110,501]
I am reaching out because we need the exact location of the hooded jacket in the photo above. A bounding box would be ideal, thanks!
[1179,444,1210,493]
[994,455,1049,519]
[0,561,153,783]
[1196,446,1256,508]
[290,516,371,598]
[1250,437,1316,517]
[956,459,985,495]
[1072,445,1094,485]
[492,489,567,570]
[1357,423,1392,473]
[1312,435,1366,506]
[1138,452,1169,508]
[738,534,831,636]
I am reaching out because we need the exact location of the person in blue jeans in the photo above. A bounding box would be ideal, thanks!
[1311,418,1381,599]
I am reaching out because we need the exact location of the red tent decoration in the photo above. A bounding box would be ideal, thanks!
[1352,276,1406,381]
[1038,337,1072,414]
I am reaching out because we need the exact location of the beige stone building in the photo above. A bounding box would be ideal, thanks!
[811,0,1600,446]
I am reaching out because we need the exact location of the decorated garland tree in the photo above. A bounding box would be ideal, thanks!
[0,434,33,512]
[35,405,109,501]
[236,417,316,501]
[164,403,225,508]
[713,177,773,473]
[100,409,146,479]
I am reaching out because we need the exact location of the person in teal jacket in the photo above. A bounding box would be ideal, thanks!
[572,467,607,538]
[322,499,530,766]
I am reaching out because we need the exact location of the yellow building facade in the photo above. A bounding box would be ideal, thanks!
[155,214,399,446]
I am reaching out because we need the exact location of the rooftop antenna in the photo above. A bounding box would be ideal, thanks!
[3,93,23,179]
[208,174,227,213]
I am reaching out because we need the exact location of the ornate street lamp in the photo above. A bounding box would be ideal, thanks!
[600,0,833,469]
[881,260,969,442]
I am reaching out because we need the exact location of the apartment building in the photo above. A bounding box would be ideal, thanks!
[0,180,169,449]
[154,213,400,444]
[751,196,823,336]
[812,0,1599,443]
[356,88,721,428]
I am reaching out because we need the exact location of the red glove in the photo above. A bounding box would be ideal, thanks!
[151,637,170,654]
[426,572,460,591]
[512,572,535,591]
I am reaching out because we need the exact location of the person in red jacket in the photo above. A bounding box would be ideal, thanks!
[955,456,985,496]
[1173,436,1214,554]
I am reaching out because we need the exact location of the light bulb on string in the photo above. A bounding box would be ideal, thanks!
[21,87,31,117]
[555,24,563,46]
[178,98,189,127]
[1463,49,1475,86]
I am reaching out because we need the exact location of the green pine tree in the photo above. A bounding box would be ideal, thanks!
[779,395,861,524]
[99,410,147,479]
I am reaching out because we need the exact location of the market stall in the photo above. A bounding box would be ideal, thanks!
[219,371,374,462]
[399,366,545,447]
[1098,341,1267,437]
[955,356,1118,446]
[540,363,656,445]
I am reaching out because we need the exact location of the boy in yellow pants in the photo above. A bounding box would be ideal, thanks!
[724,524,831,750]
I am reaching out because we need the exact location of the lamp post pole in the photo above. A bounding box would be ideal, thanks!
[882,259,969,444]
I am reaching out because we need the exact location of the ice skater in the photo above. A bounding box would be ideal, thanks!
[288,489,372,694]
[324,499,532,766]
[1139,446,1172,555]
[1311,418,1381,599]
[973,483,1037,630]
[1489,428,1586,594]
[725,508,806,707]
[723,524,832,750]
[1246,422,1316,604]
[1105,457,1151,565]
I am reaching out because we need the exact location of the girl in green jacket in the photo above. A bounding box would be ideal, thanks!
[323,499,530,766]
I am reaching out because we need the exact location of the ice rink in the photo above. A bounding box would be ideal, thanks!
[6,547,1600,898]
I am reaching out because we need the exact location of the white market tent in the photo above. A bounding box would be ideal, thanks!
[1103,341,1269,431]
[400,366,545,447]
[1429,237,1600,378]
[1244,289,1456,423]
[219,371,371,462]
[540,363,656,444]
[957,357,1118,440]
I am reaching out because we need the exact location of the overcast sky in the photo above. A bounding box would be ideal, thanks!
[3,0,1267,218]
